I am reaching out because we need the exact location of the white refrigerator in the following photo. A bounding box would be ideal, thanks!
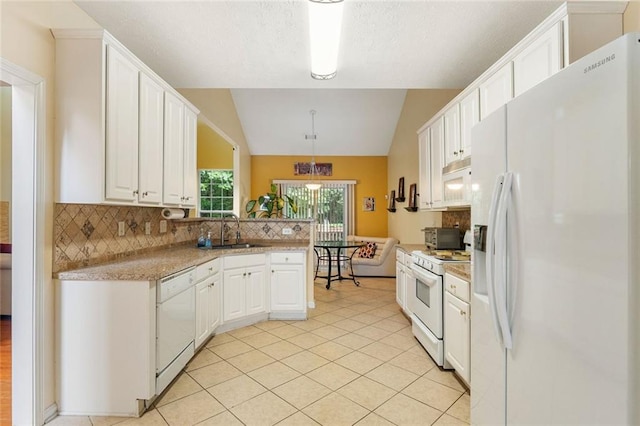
[471,33,640,425]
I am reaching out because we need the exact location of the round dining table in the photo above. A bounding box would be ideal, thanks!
[313,240,365,290]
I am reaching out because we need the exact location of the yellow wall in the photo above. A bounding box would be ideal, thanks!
[386,89,461,244]
[252,156,388,237]
[197,123,233,169]
[178,89,251,207]
[624,2,640,32]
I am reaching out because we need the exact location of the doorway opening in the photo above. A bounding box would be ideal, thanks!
[0,58,46,426]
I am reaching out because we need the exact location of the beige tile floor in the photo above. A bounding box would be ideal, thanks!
[48,277,470,426]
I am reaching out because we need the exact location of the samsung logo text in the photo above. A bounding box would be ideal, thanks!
[584,54,615,74]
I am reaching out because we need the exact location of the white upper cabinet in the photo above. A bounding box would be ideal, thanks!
[182,107,198,207]
[418,117,445,211]
[418,129,431,210]
[459,89,479,161]
[105,45,140,202]
[163,92,185,206]
[163,93,198,207]
[480,62,513,120]
[138,73,164,204]
[53,29,199,206]
[430,117,444,209]
[513,22,563,97]
[443,104,461,165]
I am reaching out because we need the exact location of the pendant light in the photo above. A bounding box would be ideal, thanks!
[305,110,322,191]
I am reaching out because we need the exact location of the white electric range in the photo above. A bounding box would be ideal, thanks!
[408,250,470,367]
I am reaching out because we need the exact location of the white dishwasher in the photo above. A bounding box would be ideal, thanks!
[156,267,196,394]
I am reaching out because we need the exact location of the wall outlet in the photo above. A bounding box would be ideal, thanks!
[159,220,167,234]
[117,221,125,237]
[145,222,151,235]
[282,227,293,235]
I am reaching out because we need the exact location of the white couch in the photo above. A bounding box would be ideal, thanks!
[346,235,399,277]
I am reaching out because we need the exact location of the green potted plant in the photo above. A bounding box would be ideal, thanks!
[245,184,298,218]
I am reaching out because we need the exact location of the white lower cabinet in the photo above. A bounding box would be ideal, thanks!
[270,252,307,320]
[444,273,470,385]
[222,254,267,323]
[55,279,156,416]
[395,250,406,307]
[195,258,221,349]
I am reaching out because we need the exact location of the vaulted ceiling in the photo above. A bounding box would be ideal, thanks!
[76,0,561,155]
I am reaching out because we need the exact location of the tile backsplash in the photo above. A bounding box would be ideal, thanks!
[442,209,471,232]
[53,203,312,273]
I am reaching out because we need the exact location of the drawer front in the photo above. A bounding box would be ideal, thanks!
[396,249,405,262]
[196,258,220,282]
[445,273,470,303]
[271,251,305,264]
[223,253,265,269]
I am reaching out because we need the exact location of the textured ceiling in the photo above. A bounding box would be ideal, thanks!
[75,0,561,155]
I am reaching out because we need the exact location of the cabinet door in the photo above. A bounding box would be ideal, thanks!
[459,89,479,160]
[513,22,563,97]
[105,45,139,202]
[444,292,470,384]
[443,104,461,165]
[418,128,431,210]
[270,264,304,312]
[395,263,405,307]
[223,268,246,322]
[209,273,221,331]
[163,92,185,205]
[430,117,444,208]
[195,280,211,349]
[480,62,513,120]
[246,266,267,316]
[138,73,164,204]
[182,107,198,207]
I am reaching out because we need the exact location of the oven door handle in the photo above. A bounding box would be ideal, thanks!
[410,264,439,285]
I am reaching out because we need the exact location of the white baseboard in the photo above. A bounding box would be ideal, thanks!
[44,403,58,423]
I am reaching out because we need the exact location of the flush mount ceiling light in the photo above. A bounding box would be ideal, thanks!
[305,110,322,191]
[308,0,344,80]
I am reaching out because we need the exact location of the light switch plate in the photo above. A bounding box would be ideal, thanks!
[145,222,151,235]
[118,221,125,237]
[160,220,167,233]
[282,227,293,235]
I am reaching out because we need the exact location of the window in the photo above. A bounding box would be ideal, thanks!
[199,169,234,218]
[276,181,355,241]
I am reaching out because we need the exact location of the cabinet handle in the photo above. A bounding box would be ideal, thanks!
[460,310,466,317]
[142,191,148,197]
[459,149,464,153]
[209,267,213,272]
[243,272,246,277]
[272,270,274,273]
[133,189,139,195]
[453,151,458,155]
[248,272,252,276]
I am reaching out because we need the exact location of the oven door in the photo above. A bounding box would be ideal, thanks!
[409,263,443,338]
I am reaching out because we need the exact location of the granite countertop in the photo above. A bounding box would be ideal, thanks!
[56,242,310,281]
[444,263,471,282]
[396,244,425,253]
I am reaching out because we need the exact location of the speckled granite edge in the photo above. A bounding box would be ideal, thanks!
[396,244,425,253]
[55,243,310,281]
[444,263,471,282]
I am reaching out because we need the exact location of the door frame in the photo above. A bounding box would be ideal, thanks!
[1,58,46,426]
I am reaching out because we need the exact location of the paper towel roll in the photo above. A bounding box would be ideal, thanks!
[161,208,186,220]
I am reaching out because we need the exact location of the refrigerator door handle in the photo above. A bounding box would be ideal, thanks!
[494,172,514,350]
[485,174,505,345]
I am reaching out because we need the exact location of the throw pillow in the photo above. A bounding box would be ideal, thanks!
[358,242,377,259]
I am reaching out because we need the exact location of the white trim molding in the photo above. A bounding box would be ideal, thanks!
[0,57,46,426]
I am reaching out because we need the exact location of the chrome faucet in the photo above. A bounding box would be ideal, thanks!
[220,213,241,245]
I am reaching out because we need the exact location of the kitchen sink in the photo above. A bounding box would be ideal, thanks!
[200,243,266,250]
